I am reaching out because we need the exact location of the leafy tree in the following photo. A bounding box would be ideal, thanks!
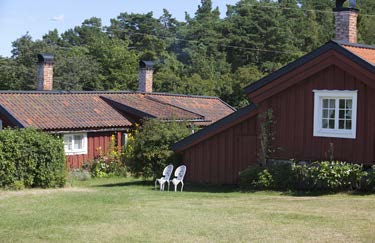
[53,46,103,90]
[124,119,191,179]
[88,36,139,90]
[61,17,105,47]
[108,12,168,60]
[225,0,299,72]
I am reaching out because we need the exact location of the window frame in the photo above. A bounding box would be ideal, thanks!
[313,90,358,139]
[63,133,88,155]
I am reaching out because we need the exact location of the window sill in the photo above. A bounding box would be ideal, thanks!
[313,130,356,139]
[65,151,87,155]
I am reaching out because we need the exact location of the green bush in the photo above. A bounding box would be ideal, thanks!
[0,128,66,189]
[267,162,295,190]
[239,165,264,190]
[252,169,274,189]
[360,166,375,192]
[124,119,191,179]
[85,135,127,178]
[240,161,369,192]
[293,161,365,191]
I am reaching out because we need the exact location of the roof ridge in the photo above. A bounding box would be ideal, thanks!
[101,95,205,121]
[244,40,375,94]
[148,91,222,99]
[333,40,375,50]
[145,95,205,119]
[0,90,135,95]
[100,96,157,119]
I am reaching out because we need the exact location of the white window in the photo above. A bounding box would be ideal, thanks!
[63,133,87,155]
[313,90,357,139]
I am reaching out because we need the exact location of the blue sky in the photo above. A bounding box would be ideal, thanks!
[0,0,238,57]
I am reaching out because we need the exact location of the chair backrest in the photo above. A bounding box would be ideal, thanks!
[162,164,174,180]
[174,165,187,181]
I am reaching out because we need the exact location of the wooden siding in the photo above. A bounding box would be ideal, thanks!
[179,50,375,185]
[66,131,123,168]
[264,64,375,164]
[182,116,258,184]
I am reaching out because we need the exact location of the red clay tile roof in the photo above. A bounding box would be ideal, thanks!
[0,92,133,130]
[147,93,235,125]
[0,91,235,131]
[341,43,375,65]
[102,94,204,121]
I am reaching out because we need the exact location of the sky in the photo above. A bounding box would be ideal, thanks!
[0,0,239,57]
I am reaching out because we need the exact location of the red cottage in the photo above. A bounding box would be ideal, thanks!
[173,5,375,184]
[0,59,234,168]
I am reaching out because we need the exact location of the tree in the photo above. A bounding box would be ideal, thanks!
[108,12,168,60]
[53,46,103,90]
[88,36,139,90]
[124,119,191,179]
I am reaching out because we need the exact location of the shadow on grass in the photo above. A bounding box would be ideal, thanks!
[95,180,153,188]
[95,180,239,193]
[280,190,336,197]
[183,183,240,193]
[281,190,374,197]
[93,179,374,195]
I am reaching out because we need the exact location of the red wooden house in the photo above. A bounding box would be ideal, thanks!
[0,60,234,168]
[173,5,375,184]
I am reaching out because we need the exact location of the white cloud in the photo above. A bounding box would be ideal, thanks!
[50,14,64,22]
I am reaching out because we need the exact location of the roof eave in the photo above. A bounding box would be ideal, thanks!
[244,40,375,95]
[172,104,257,152]
[0,105,26,128]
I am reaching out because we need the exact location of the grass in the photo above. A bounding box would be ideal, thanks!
[0,177,374,242]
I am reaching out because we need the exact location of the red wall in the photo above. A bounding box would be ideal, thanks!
[182,116,258,184]
[263,64,375,164]
[180,58,375,184]
[66,131,123,169]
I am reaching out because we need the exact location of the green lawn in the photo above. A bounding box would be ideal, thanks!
[0,177,374,242]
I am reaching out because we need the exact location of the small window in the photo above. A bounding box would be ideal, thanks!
[63,133,87,155]
[313,90,357,139]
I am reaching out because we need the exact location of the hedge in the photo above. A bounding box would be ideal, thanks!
[240,161,374,192]
[0,128,66,189]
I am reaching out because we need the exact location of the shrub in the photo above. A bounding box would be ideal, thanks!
[252,169,274,189]
[293,161,365,191]
[123,119,191,179]
[360,166,375,192]
[85,135,127,178]
[240,161,368,192]
[239,165,264,190]
[0,128,66,189]
[267,162,295,190]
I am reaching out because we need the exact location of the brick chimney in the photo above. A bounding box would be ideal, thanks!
[37,54,54,91]
[138,60,154,93]
[333,5,359,43]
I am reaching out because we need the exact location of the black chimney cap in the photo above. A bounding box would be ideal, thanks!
[37,54,54,64]
[139,60,154,69]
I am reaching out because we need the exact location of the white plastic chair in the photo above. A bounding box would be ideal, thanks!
[170,165,187,192]
[155,164,174,191]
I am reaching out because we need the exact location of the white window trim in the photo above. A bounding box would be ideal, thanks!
[313,90,357,139]
[63,133,88,155]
